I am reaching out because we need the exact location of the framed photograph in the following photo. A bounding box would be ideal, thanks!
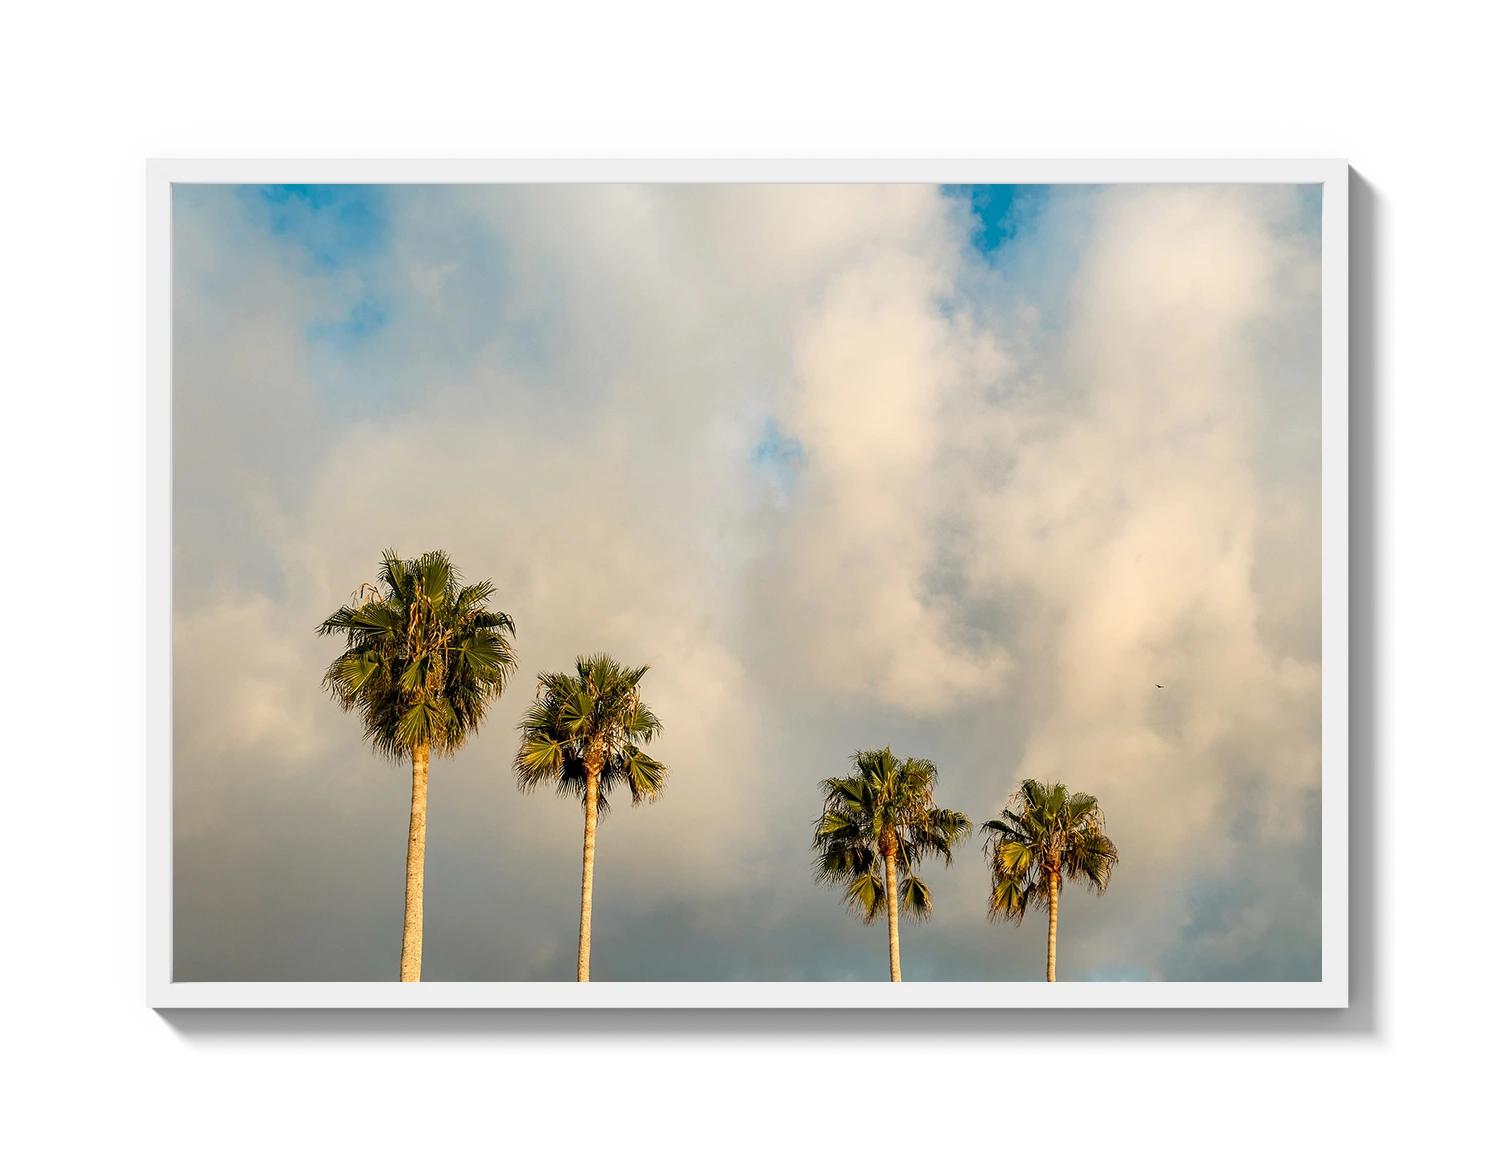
[149,160,1347,1008]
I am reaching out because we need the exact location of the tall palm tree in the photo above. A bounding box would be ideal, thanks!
[514,654,666,982]
[982,780,1119,982]
[811,748,971,982]
[318,549,517,982]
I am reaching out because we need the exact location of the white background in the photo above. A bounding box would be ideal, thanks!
[2,2,1493,1166]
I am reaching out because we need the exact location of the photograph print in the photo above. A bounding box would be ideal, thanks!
[165,166,1343,1004]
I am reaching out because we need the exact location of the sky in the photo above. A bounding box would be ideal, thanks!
[172,181,1323,982]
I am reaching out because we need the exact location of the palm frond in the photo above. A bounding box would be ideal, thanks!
[612,743,667,804]
[988,875,1037,923]
[454,580,498,612]
[813,839,878,883]
[377,549,409,599]
[514,732,568,791]
[899,875,934,920]
[843,872,885,924]
[324,649,382,702]
[318,602,403,638]
[417,549,452,605]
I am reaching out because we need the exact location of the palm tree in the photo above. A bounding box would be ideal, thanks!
[811,748,971,982]
[514,654,666,982]
[982,780,1119,982]
[318,549,517,982]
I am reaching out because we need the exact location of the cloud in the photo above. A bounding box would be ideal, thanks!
[172,182,1322,981]
[762,245,1014,713]
[173,593,331,771]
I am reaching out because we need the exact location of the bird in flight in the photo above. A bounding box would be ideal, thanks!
[1155,684,1164,688]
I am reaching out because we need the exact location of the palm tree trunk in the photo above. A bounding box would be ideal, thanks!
[400,741,429,982]
[577,767,601,982]
[884,849,902,982]
[1046,870,1059,983]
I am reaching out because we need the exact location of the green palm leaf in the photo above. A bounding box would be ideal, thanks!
[845,872,885,923]
[899,876,935,920]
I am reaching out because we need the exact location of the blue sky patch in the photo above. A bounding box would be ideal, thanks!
[753,418,805,505]
[307,298,389,347]
[943,184,1047,256]
[246,186,395,354]
[754,418,804,472]
[248,184,389,270]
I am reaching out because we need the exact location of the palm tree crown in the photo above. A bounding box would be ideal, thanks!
[514,654,666,811]
[813,748,971,921]
[318,548,518,759]
[983,780,1118,921]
